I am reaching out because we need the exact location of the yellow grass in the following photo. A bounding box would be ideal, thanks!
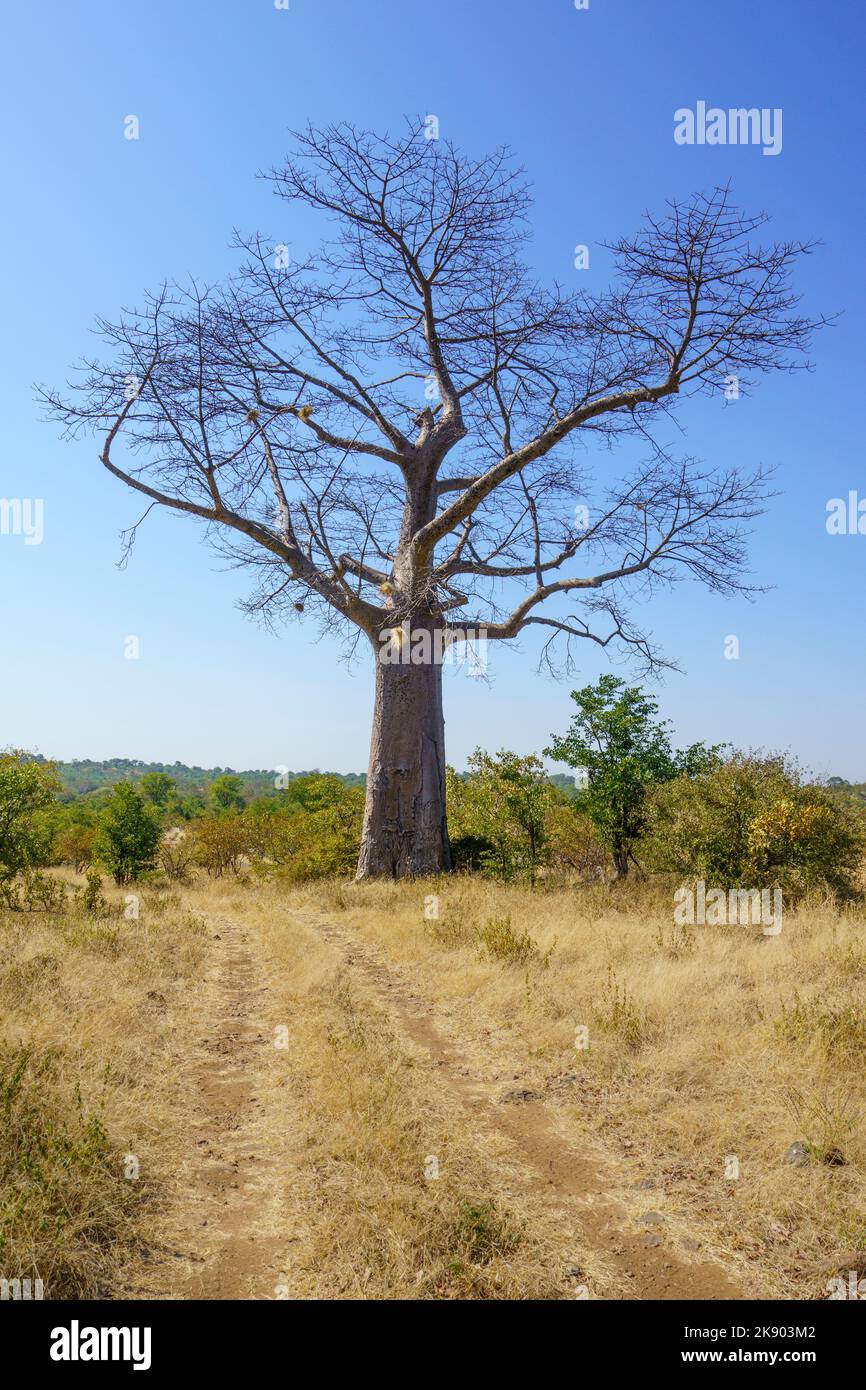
[282,873,866,1298]
[4,867,864,1300]
[245,895,566,1298]
[0,880,207,1297]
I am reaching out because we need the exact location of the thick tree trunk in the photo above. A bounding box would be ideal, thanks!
[356,642,451,878]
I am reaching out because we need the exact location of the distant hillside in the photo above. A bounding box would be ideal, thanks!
[46,758,367,803]
[18,756,859,806]
[36,757,578,804]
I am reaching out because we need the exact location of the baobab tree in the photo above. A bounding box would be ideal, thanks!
[42,121,823,878]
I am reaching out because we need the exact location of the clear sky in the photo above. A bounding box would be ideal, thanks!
[1,0,863,778]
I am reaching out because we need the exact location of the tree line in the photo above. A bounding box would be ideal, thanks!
[2,678,862,903]
[44,757,366,804]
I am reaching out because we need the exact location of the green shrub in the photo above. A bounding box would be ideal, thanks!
[95,784,161,885]
[445,1199,523,1267]
[477,915,544,967]
[0,752,60,886]
[249,778,364,881]
[643,754,863,898]
[447,751,554,881]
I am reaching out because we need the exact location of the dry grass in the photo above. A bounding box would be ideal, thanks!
[7,863,863,1301]
[228,886,569,1299]
[283,873,866,1298]
[0,876,207,1297]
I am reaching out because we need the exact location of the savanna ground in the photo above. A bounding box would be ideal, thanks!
[2,870,864,1301]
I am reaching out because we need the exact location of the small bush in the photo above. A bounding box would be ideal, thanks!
[444,1199,523,1268]
[594,966,644,1049]
[158,829,195,883]
[76,868,109,916]
[477,915,542,967]
[20,872,66,913]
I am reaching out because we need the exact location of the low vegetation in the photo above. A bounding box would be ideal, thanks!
[286,873,866,1297]
[0,878,206,1296]
[1,676,864,1300]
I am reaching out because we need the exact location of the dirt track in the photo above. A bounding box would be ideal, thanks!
[285,905,747,1302]
[132,903,748,1300]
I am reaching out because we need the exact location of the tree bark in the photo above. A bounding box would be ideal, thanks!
[356,639,452,878]
[612,840,630,880]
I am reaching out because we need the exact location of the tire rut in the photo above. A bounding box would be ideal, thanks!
[287,905,750,1301]
[134,915,287,1300]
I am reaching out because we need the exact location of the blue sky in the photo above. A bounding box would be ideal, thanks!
[1,0,863,777]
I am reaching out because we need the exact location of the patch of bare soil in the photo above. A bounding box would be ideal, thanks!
[131,916,287,1300]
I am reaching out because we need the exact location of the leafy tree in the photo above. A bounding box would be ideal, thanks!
[0,752,60,884]
[448,750,554,881]
[43,123,822,877]
[645,754,863,896]
[209,775,245,815]
[95,784,161,885]
[546,676,721,878]
[170,793,206,821]
[545,803,609,881]
[139,771,176,808]
[193,813,252,877]
[248,779,365,880]
[55,821,99,873]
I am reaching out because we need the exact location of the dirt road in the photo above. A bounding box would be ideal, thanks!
[131,901,747,1300]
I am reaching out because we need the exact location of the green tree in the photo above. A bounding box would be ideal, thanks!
[448,750,554,881]
[209,774,245,815]
[0,752,61,884]
[139,771,176,808]
[96,783,161,885]
[546,676,721,879]
[193,813,251,877]
[247,777,365,881]
[55,821,99,873]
